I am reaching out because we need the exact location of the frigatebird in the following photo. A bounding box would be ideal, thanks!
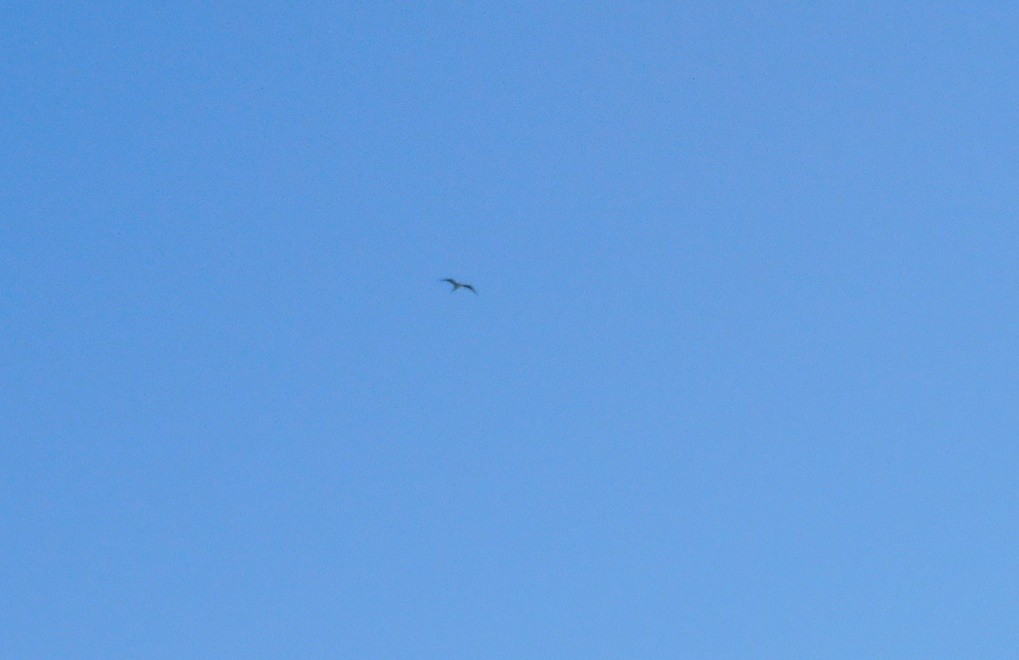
[440,278,477,294]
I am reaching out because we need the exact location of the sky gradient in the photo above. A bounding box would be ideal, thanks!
[4,2,1019,657]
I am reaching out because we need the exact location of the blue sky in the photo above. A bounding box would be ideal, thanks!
[3,2,1018,656]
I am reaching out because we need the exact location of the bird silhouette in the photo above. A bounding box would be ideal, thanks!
[440,278,477,294]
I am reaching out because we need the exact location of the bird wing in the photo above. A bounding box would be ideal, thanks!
[440,278,457,287]
[463,284,478,294]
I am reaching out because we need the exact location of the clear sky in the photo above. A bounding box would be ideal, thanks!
[3,2,1018,657]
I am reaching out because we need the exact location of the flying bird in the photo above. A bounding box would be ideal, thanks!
[440,278,477,294]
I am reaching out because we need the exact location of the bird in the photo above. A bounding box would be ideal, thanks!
[440,278,477,294]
